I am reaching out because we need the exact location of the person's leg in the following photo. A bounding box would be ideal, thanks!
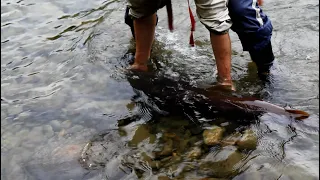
[126,0,167,71]
[228,0,274,77]
[195,0,234,89]
[210,32,232,86]
[129,14,157,71]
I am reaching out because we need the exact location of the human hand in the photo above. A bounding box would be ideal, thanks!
[257,0,263,6]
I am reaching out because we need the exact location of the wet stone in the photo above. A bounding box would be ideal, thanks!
[2,118,8,126]
[154,139,173,158]
[236,129,258,150]
[203,126,225,146]
[16,111,30,120]
[2,136,22,150]
[42,125,54,138]
[199,178,228,180]
[15,128,30,138]
[2,131,13,139]
[10,147,33,162]
[1,110,8,121]
[187,146,202,159]
[49,120,61,132]
[61,120,72,129]
[199,145,244,178]
[11,124,22,133]
[129,124,155,147]
[7,106,23,116]
[58,129,66,137]
[141,152,162,170]
[26,126,45,144]
[233,171,261,180]
[220,132,242,147]
[67,124,84,134]
[158,175,171,180]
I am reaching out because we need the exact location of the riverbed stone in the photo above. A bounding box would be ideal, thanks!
[49,120,61,131]
[67,124,84,134]
[15,128,30,139]
[58,129,66,137]
[129,124,155,147]
[158,175,171,180]
[11,124,22,133]
[199,145,244,178]
[61,120,72,129]
[26,126,45,144]
[7,106,23,116]
[2,136,22,150]
[17,111,30,120]
[187,146,202,159]
[42,125,54,138]
[220,132,242,147]
[154,139,173,158]
[236,129,258,150]
[141,152,162,169]
[203,126,225,146]
[1,110,8,120]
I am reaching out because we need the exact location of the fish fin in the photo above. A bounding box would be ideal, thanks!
[285,109,310,120]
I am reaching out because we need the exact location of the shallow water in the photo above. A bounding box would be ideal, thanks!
[1,0,319,179]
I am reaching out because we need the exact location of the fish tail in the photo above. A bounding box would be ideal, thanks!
[285,109,310,120]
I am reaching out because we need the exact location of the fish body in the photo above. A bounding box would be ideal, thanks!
[126,71,309,121]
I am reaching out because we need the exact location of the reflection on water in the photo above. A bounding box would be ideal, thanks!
[1,0,319,179]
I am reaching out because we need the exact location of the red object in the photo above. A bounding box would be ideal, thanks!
[187,0,195,46]
[166,0,174,31]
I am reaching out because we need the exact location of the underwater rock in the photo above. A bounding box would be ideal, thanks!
[203,126,225,146]
[141,152,162,170]
[187,146,202,159]
[236,129,258,150]
[52,144,82,159]
[7,105,23,116]
[158,175,171,180]
[43,125,54,138]
[129,124,155,147]
[199,178,228,180]
[156,117,190,133]
[49,120,61,132]
[61,120,72,129]
[199,145,244,178]
[67,125,84,134]
[154,139,173,158]
[58,129,66,137]
[220,132,242,147]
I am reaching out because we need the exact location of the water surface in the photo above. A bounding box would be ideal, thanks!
[1,0,319,179]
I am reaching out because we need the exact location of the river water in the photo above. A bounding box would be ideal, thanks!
[1,0,319,179]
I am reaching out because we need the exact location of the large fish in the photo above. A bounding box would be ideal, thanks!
[125,70,309,122]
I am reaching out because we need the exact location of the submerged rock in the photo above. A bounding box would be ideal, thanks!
[158,176,171,180]
[154,139,173,158]
[199,178,228,180]
[236,129,258,150]
[141,152,162,170]
[49,120,61,132]
[43,125,54,138]
[187,146,202,159]
[129,124,155,147]
[61,120,72,129]
[203,126,225,146]
[156,117,190,133]
[220,132,242,147]
[199,145,244,178]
